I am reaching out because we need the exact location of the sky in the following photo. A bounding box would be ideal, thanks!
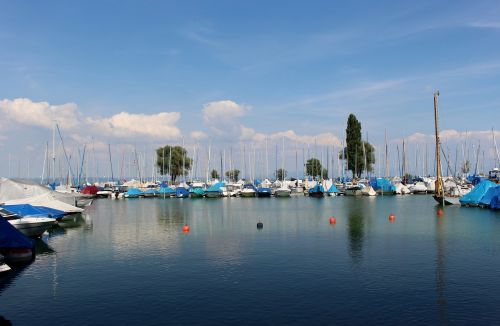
[0,0,499,180]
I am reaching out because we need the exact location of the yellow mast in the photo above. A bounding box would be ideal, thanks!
[433,91,445,200]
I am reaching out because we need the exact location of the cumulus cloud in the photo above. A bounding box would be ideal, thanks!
[86,112,181,140]
[202,100,250,137]
[0,98,80,129]
[0,98,183,143]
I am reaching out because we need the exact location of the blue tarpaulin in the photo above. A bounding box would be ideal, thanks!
[159,186,175,194]
[176,187,189,198]
[327,184,339,193]
[0,216,34,249]
[478,186,500,207]
[1,204,60,219]
[459,180,497,206]
[309,184,325,194]
[207,182,224,192]
[370,178,396,193]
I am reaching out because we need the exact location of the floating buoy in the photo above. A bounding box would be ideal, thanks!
[388,214,396,222]
[437,209,444,217]
[329,217,337,224]
[182,225,190,233]
[257,222,263,229]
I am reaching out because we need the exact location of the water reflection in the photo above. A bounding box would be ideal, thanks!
[36,238,55,256]
[347,199,365,262]
[435,207,449,324]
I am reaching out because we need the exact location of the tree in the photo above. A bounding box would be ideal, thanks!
[342,114,375,177]
[225,169,240,181]
[321,168,328,179]
[210,169,220,179]
[156,145,192,183]
[275,168,287,181]
[306,158,323,179]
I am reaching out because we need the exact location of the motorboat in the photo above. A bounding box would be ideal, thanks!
[8,217,57,238]
[240,184,257,197]
[274,186,291,197]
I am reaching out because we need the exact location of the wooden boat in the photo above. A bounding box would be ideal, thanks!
[432,91,460,205]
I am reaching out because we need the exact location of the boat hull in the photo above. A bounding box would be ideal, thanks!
[9,217,56,238]
[433,195,460,205]
[309,191,324,198]
[205,191,221,198]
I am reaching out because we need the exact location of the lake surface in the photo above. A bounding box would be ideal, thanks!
[1,195,500,325]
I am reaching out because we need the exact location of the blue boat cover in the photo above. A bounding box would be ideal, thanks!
[478,186,500,206]
[34,206,66,220]
[459,180,497,206]
[327,184,339,193]
[370,178,396,192]
[159,186,175,194]
[2,204,50,218]
[176,187,189,197]
[144,188,160,195]
[126,188,144,196]
[207,182,224,192]
[491,194,500,209]
[0,216,34,249]
[309,184,325,194]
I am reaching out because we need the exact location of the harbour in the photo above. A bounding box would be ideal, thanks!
[1,195,500,324]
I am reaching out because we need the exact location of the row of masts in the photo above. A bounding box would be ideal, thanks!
[6,117,499,184]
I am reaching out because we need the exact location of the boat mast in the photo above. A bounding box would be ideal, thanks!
[433,91,445,202]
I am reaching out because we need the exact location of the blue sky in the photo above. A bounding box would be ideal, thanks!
[1,0,499,179]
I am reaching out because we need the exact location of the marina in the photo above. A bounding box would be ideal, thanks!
[1,195,500,324]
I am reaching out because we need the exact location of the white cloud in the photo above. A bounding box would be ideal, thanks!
[202,100,250,137]
[0,98,80,129]
[190,130,208,140]
[86,112,181,140]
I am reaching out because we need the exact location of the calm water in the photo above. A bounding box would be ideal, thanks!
[1,196,500,325]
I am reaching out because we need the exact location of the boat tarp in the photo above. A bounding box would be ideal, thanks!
[327,184,340,193]
[309,184,325,194]
[370,178,396,192]
[190,188,205,196]
[144,189,160,195]
[490,194,500,209]
[126,188,144,196]
[207,182,224,192]
[243,184,257,191]
[459,180,497,206]
[0,216,34,249]
[479,186,500,206]
[4,193,83,213]
[176,187,189,197]
[159,186,175,194]
[0,178,83,207]
[1,204,50,218]
[34,206,66,220]
[81,185,99,195]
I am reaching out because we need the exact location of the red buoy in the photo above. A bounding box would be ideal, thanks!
[388,214,396,222]
[437,209,444,217]
[329,217,337,224]
[182,225,190,233]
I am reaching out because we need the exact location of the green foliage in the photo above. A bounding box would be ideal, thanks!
[342,114,375,177]
[210,169,220,179]
[306,158,323,179]
[225,169,240,181]
[275,168,287,181]
[321,168,328,179]
[156,145,192,183]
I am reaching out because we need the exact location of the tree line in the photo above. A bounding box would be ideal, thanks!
[155,114,374,183]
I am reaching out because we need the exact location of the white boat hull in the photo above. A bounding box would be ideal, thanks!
[9,217,56,238]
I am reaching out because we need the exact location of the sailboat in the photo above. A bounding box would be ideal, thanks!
[433,91,460,205]
[275,137,291,197]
